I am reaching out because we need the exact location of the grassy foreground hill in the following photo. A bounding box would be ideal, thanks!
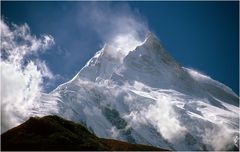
[1,115,168,151]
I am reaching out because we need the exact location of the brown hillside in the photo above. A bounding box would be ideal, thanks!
[1,115,168,151]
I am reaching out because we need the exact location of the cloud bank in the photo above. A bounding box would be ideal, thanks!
[1,19,55,132]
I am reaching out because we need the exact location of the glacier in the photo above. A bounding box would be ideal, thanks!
[32,33,239,150]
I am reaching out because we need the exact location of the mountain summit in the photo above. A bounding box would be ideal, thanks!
[30,33,239,150]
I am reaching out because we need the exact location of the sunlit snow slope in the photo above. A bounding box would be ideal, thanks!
[35,33,239,150]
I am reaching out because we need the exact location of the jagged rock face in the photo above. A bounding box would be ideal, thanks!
[33,33,239,151]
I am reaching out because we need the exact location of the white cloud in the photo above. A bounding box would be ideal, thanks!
[0,19,55,133]
[35,59,54,79]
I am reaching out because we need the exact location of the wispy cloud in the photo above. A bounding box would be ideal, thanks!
[78,2,149,58]
[1,19,55,132]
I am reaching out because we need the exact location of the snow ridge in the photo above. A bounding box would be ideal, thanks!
[36,33,239,151]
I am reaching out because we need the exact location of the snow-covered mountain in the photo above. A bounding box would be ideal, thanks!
[34,33,239,150]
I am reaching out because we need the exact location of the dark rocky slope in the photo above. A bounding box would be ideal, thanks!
[1,115,168,151]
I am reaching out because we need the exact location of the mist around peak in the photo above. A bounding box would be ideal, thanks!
[1,2,239,151]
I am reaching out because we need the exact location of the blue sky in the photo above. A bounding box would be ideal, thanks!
[1,1,239,94]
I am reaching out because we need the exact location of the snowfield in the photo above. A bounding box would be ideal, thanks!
[33,33,239,150]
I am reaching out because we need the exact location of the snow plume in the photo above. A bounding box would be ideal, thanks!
[78,2,149,58]
[203,126,236,150]
[145,96,186,141]
[1,19,55,133]
[185,67,238,97]
[124,88,187,143]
